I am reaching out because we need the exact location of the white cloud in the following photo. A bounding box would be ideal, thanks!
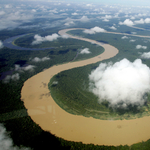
[64,21,74,26]
[83,26,106,34]
[0,11,5,15]
[83,29,95,34]
[79,16,90,22]
[52,81,58,86]
[15,64,21,71]
[89,59,150,108]
[119,19,134,26]
[0,3,69,30]
[32,57,50,62]
[133,18,150,25]
[80,48,91,54]
[92,26,106,32]
[72,12,78,15]
[11,73,20,81]
[61,34,69,39]
[0,124,31,150]
[121,36,128,39]
[49,9,58,13]
[138,13,147,17]
[130,16,135,20]
[102,18,109,22]
[134,19,145,24]
[103,15,112,19]
[3,73,20,83]
[7,11,33,21]
[130,39,136,42]
[44,34,59,41]
[15,64,35,72]
[64,15,90,25]
[136,45,147,49]
[114,13,119,18]
[131,32,136,35]
[60,13,68,16]
[5,4,12,9]
[0,41,4,49]
[32,9,36,12]
[101,15,112,22]
[109,26,117,30]
[22,65,35,71]
[86,4,93,7]
[32,33,60,45]
[145,18,150,23]
[141,52,150,59]
[0,10,34,30]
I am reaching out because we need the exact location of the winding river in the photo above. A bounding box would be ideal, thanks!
[21,28,150,146]
[3,34,54,51]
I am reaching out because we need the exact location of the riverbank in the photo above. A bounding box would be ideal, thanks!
[3,34,54,51]
[21,28,150,146]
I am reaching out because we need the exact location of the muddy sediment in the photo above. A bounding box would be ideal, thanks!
[21,28,150,146]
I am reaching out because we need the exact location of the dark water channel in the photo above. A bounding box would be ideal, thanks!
[3,34,54,51]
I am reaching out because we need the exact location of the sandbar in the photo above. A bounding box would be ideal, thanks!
[21,28,150,146]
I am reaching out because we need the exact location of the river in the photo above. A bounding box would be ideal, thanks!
[21,28,150,146]
[3,34,54,51]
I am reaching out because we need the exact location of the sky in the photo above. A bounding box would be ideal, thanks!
[49,0,150,6]
[2,0,150,5]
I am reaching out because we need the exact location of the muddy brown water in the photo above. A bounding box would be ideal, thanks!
[21,28,150,146]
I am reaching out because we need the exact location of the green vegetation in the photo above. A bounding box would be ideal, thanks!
[49,30,150,120]
[0,36,104,74]
[49,62,150,120]
[1,26,150,149]
[14,33,104,61]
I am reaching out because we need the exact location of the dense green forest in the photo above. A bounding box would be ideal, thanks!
[1,25,150,150]
[1,0,150,149]
[49,60,150,120]
[49,30,150,120]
